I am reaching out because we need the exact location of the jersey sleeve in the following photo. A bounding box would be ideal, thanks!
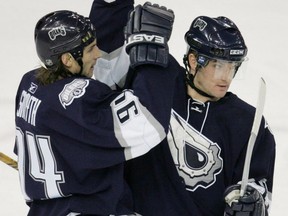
[43,78,167,166]
[90,0,134,89]
[89,0,134,53]
[249,117,276,210]
[110,90,166,160]
[128,54,182,132]
[231,114,275,212]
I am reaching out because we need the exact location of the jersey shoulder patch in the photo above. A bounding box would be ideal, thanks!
[58,79,89,109]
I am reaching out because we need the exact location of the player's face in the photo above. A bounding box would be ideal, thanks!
[81,39,101,78]
[194,59,238,100]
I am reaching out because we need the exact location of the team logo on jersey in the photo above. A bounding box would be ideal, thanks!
[167,109,223,191]
[59,79,89,109]
[28,82,38,94]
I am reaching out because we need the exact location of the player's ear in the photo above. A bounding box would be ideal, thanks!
[61,53,74,67]
[188,53,197,73]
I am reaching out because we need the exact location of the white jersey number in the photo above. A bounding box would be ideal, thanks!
[16,127,65,201]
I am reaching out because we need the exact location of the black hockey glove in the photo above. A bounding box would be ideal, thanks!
[224,184,267,216]
[125,2,174,68]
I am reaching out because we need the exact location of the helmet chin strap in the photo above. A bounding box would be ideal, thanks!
[183,53,215,99]
[76,58,84,76]
[186,72,215,99]
[62,58,84,78]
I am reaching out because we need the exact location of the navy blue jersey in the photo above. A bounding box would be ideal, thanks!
[14,59,178,215]
[89,1,276,215]
[89,0,134,53]
[90,0,133,90]
[126,68,276,216]
[125,67,202,215]
[168,72,275,215]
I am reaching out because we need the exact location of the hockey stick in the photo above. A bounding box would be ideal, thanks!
[240,77,266,196]
[0,152,18,170]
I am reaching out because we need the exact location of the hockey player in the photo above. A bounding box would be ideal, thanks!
[89,1,276,216]
[127,15,275,216]
[14,6,177,215]
[164,16,275,215]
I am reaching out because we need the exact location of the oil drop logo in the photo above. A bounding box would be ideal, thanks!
[167,109,223,191]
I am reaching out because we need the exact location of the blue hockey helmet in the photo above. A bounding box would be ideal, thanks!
[184,16,247,68]
[34,10,96,69]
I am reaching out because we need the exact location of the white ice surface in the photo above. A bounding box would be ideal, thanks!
[0,0,287,215]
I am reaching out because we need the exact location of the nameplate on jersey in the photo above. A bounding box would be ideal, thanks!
[16,89,41,126]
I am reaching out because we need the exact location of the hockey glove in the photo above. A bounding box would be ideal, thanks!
[125,2,174,68]
[224,184,267,216]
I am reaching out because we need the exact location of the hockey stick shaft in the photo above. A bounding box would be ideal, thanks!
[0,152,18,170]
[240,77,266,196]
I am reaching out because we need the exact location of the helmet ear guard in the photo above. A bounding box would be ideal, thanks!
[183,48,209,74]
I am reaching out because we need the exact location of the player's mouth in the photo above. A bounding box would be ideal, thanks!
[217,84,228,91]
